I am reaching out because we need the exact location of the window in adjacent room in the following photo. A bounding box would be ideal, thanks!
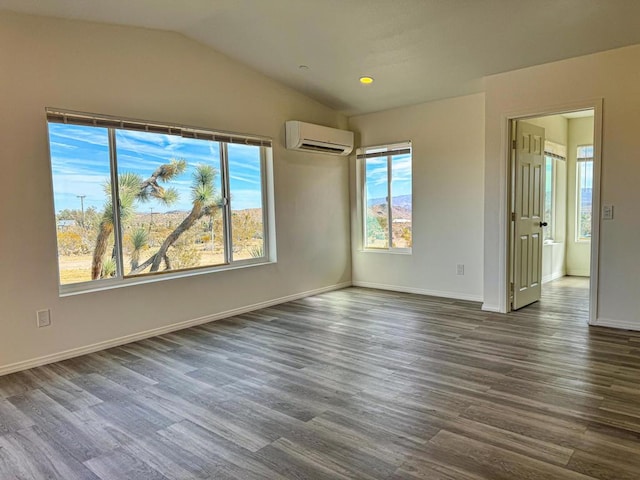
[358,142,412,252]
[543,141,566,242]
[544,155,555,242]
[576,145,594,242]
[47,109,273,294]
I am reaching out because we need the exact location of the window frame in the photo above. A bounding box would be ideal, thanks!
[358,141,412,254]
[47,108,274,295]
[576,144,594,243]
[543,153,566,243]
[543,154,556,242]
[542,140,567,244]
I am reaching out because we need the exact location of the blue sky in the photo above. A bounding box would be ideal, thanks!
[365,153,412,202]
[49,124,263,214]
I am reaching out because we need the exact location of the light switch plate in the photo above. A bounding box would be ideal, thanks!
[602,205,614,220]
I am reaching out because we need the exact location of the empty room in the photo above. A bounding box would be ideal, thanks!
[1,1,640,479]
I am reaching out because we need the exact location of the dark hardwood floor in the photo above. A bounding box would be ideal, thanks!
[2,276,640,479]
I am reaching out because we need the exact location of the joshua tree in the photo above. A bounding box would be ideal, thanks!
[91,159,185,279]
[248,244,264,258]
[101,257,117,278]
[132,164,222,273]
[129,228,149,271]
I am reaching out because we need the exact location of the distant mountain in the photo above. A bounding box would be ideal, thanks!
[134,207,263,224]
[367,194,412,222]
[367,194,412,208]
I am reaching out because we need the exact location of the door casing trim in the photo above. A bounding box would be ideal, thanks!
[502,98,603,324]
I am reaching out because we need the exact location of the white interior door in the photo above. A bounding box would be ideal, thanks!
[512,121,545,310]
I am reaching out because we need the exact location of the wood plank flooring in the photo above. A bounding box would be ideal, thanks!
[2,277,640,479]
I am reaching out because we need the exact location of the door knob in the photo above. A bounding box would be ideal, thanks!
[539,221,548,227]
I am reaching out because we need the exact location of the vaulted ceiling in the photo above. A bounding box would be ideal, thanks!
[2,0,640,115]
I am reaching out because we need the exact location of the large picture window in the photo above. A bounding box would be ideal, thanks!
[47,109,272,293]
[358,142,412,251]
[576,145,593,242]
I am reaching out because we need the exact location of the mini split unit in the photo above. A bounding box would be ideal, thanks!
[285,121,354,156]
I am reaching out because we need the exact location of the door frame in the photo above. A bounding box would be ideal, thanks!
[503,98,603,323]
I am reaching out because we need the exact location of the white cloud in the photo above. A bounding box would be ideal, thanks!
[49,126,109,147]
[230,173,260,185]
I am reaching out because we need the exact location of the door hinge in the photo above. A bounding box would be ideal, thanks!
[512,139,517,149]
[510,282,514,294]
[511,212,516,221]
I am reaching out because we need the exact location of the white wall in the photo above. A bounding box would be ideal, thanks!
[484,44,640,329]
[349,94,485,301]
[527,116,568,147]
[566,116,594,276]
[526,115,568,283]
[0,12,351,372]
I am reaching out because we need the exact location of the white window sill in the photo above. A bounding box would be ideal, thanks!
[59,259,275,297]
[360,248,412,255]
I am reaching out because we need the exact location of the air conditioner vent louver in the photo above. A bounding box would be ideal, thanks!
[299,143,349,154]
[285,121,354,156]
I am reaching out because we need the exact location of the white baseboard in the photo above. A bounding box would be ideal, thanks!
[352,281,483,303]
[590,317,640,331]
[566,269,590,277]
[481,303,502,312]
[542,270,566,284]
[0,282,352,377]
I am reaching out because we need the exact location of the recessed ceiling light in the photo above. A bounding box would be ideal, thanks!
[359,76,374,85]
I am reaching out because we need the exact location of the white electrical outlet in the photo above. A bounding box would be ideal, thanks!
[36,309,51,328]
[456,264,465,275]
[602,204,614,220]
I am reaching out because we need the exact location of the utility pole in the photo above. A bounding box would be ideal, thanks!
[76,195,86,228]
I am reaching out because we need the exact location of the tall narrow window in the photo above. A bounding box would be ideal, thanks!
[542,141,566,243]
[544,155,554,242]
[576,145,594,241]
[359,142,412,251]
[47,109,273,293]
[227,143,266,260]
[49,124,113,284]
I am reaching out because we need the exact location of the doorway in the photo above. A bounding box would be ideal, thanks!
[507,107,598,322]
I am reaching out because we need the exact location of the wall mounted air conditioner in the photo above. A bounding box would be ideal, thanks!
[285,121,354,156]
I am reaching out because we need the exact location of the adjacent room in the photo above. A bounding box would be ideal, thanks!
[510,110,595,321]
[1,1,640,479]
